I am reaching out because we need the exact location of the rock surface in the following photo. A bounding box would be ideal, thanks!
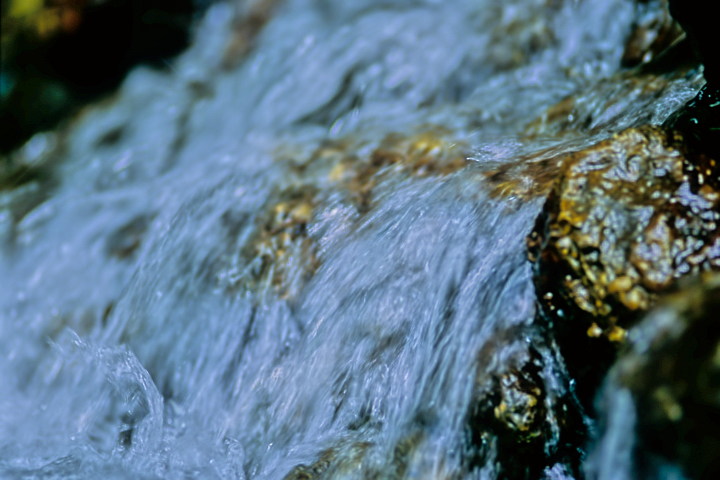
[527,125,719,404]
[529,126,719,338]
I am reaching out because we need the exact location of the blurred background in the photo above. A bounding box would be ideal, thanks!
[1,0,209,154]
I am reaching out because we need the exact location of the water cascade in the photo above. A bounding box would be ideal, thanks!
[1,1,716,478]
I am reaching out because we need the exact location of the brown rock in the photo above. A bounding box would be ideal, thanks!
[528,126,719,343]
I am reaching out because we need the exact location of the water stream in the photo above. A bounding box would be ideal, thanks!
[0,1,702,478]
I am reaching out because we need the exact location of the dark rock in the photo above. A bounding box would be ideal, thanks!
[663,83,720,159]
[590,273,720,479]
[663,0,720,159]
[523,70,689,139]
[468,350,551,479]
[668,0,719,85]
[0,0,203,153]
[466,331,587,480]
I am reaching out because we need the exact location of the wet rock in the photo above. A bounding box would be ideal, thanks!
[466,331,586,480]
[106,214,154,259]
[0,132,61,244]
[502,64,701,208]
[482,144,578,204]
[590,273,720,479]
[221,185,320,299]
[283,447,340,480]
[281,434,432,480]
[527,126,720,402]
[469,356,550,479]
[221,0,283,70]
[524,70,693,139]
[484,0,561,71]
[326,130,468,212]
[3,0,710,478]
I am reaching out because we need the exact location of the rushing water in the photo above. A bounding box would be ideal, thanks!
[0,1,703,478]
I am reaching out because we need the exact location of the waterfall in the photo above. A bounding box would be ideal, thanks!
[0,1,703,478]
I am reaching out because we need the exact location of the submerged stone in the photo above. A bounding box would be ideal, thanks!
[281,432,438,479]
[221,0,283,70]
[220,128,469,299]
[232,186,320,299]
[321,129,468,213]
[0,132,60,243]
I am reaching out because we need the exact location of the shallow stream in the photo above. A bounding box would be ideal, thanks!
[0,1,702,478]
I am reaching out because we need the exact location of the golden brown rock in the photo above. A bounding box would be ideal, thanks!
[467,341,585,480]
[492,368,544,441]
[528,126,720,342]
[283,447,339,480]
[281,439,426,480]
[482,147,568,202]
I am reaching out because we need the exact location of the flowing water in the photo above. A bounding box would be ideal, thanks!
[0,1,703,478]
